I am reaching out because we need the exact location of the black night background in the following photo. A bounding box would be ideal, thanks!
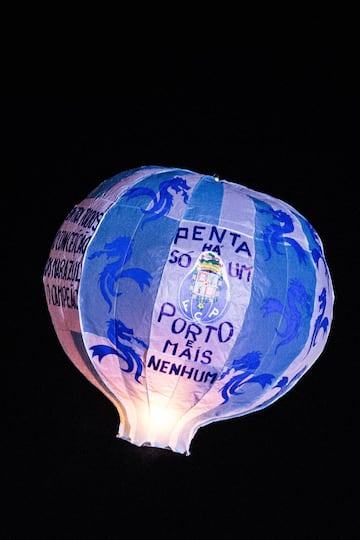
[3,42,357,539]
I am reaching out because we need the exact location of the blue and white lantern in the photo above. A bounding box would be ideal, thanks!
[43,165,334,455]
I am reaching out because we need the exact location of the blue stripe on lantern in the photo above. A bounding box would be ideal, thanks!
[250,196,316,376]
[213,195,317,416]
[183,175,224,224]
[81,168,201,345]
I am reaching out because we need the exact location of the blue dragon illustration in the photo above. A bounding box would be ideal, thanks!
[308,287,330,350]
[88,236,152,313]
[259,207,307,264]
[219,351,275,404]
[90,318,147,383]
[261,278,312,353]
[306,220,331,282]
[124,176,191,227]
[252,365,308,411]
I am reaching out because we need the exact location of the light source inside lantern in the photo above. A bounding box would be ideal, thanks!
[148,405,176,435]
[134,399,184,450]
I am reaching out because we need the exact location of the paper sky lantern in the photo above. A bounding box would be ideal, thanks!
[43,165,334,455]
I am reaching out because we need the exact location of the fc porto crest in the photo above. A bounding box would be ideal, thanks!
[178,251,230,324]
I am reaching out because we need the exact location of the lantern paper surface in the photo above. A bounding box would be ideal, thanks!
[43,165,334,455]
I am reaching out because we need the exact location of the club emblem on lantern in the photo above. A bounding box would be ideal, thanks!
[178,251,230,324]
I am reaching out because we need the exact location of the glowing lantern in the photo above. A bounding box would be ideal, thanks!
[43,165,334,455]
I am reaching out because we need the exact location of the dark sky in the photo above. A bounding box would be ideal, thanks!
[4,44,357,539]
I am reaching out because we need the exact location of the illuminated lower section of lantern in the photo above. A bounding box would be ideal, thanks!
[149,406,175,434]
[115,401,190,453]
[144,404,180,447]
